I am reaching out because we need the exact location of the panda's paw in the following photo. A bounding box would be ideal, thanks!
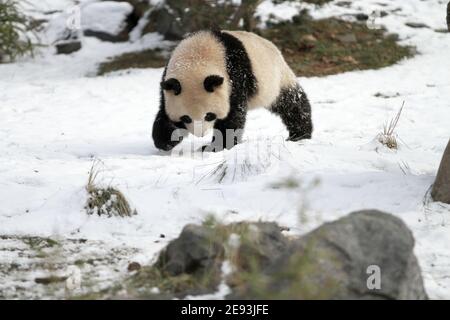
[287,133,311,142]
[156,138,183,152]
[200,144,224,153]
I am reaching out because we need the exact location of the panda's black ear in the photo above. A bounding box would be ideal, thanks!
[204,75,224,92]
[161,78,182,95]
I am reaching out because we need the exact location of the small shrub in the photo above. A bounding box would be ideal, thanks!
[85,161,137,218]
[0,0,36,62]
[377,101,405,150]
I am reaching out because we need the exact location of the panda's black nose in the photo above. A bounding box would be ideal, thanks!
[204,112,217,122]
[180,115,192,123]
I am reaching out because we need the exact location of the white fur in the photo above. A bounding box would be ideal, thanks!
[224,30,298,109]
[163,30,297,136]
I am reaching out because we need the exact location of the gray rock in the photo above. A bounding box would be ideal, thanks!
[55,41,82,54]
[432,139,450,204]
[233,222,289,271]
[156,222,288,277]
[355,13,369,21]
[405,22,429,29]
[143,6,185,40]
[83,30,129,42]
[447,1,450,31]
[147,211,427,300]
[110,0,150,18]
[82,1,136,42]
[335,1,352,8]
[156,224,225,276]
[259,210,428,299]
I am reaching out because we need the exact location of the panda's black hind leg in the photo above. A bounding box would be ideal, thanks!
[270,85,313,141]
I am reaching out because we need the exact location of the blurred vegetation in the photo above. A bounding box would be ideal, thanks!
[0,0,36,63]
[260,11,413,76]
[99,5,412,77]
[98,0,414,77]
[97,48,168,76]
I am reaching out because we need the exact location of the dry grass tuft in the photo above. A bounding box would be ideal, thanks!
[377,101,405,150]
[85,161,136,218]
[196,158,269,184]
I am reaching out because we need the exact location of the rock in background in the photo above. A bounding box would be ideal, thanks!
[82,1,136,42]
[46,0,147,52]
[432,139,450,204]
[56,40,82,54]
[141,0,239,40]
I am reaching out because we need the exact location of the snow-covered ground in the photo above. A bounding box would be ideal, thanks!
[0,0,449,299]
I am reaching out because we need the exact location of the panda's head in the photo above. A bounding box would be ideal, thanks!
[162,31,231,137]
[162,72,230,137]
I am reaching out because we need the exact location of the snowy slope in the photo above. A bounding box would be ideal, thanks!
[1,0,449,299]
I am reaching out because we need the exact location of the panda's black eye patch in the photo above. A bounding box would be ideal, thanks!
[204,113,216,122]
[204,75,224,92]
[161,78,182,95]
[180,115,192,123]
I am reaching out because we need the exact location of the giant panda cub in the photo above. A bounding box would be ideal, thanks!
[152,30,313,151]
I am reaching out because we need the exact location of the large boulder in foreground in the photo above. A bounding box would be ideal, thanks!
[155,221,289,277]
[431,139,450,204]
[156,224,225,276]
[241,210,427,299]
[123,211,427,300]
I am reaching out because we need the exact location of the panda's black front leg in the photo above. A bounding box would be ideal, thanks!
[152,109,187,151]
[203,103,247,152]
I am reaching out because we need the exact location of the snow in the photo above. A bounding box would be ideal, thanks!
[81,1,133,35]
[1,0,450,299]
[256,1,302,25]
[41,1,134,43]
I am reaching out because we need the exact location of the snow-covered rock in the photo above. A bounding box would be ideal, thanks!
[44,1,135,44]
[82,1,135,42]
